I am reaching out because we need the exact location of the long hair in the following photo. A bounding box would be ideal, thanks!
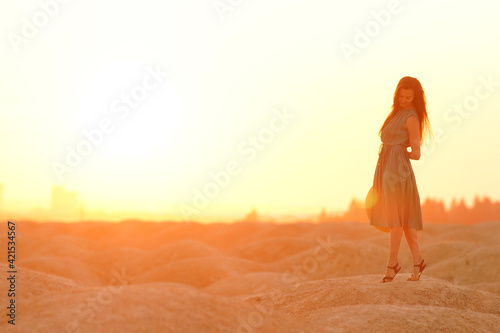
[378,76,433,145]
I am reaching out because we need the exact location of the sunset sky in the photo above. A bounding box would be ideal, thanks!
[1,0,499,221]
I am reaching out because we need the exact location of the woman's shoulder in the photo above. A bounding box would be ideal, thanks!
[400,107,419,119]
[402,108,419,129]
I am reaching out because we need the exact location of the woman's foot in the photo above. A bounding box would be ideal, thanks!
[407,259,426,281]
[380,263,401,283]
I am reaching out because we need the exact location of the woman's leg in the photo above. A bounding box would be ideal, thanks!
[385,226,404,277]
[403,227,424,276]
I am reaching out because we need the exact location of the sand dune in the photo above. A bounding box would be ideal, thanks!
[27,234,105,261]
[145,239,222,265]
[1,220,499,332]
[88,246,148,278]
[438,222,500,245]
[1,270,319,332]
[246,275,500,314]
[228,237,318,263]
[246,275,500,332]
[426,246,500,285]
[203,272,288,297]
[271,240,388,279]
[0,263,82,297]
[420,241,479,265]
[134,256,268,288]
[18,256,102,286]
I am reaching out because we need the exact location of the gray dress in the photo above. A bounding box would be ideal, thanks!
[366,107,423,232]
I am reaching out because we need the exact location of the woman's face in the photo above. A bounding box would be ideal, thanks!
[398,88,414,109]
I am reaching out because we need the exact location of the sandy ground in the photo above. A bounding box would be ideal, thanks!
[1,220,499,332]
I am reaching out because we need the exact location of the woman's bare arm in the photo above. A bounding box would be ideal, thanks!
[405,115,421,160]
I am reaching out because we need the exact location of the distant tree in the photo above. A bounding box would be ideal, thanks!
[422,198,448,223]
[342,198,368,222]
[244,207,259,223]
[332,195,500,225]
[448,198,471,224]
[318,207,327,223]
[493,200,500,221]
[471,195,493,223]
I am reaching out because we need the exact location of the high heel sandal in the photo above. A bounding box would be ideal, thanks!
[380,263,401,283]
[407,259,426,281]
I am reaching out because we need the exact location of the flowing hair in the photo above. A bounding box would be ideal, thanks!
[378,76,433,146]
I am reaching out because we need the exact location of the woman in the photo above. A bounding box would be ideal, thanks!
[365,76,433,283]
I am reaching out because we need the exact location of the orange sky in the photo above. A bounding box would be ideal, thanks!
[1,0,499,222]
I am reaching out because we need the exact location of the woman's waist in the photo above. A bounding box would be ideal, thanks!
[378,142,409,155]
